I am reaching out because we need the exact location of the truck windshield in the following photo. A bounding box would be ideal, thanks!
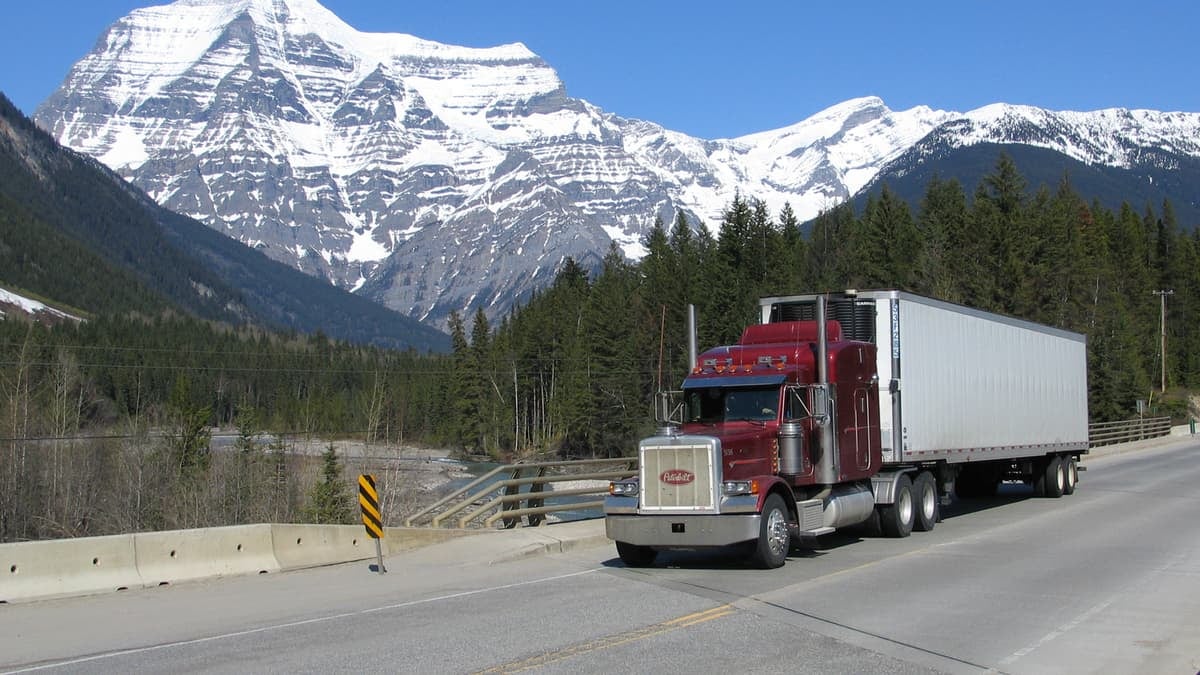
[685,386,779,423]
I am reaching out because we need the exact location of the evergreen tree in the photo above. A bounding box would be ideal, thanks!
[806,202,857,290]
[770,202,807,294]
[914,175,972,302]
[972,152,1030,313]
[304,444,353,524]
[857,184,919,290]
[166,374,211,478]
[470,306,503,455]
[641,216,688,387]
[445,311,475,450]
[584,244,647,457]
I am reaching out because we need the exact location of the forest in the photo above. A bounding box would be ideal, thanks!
[2,153,1197,542]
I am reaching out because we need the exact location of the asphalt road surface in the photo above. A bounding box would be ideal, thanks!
[2,440,1198,674]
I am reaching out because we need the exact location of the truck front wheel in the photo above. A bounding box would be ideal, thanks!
[616,541,656,567]
[880,474,914,538]
[751,494,791,569]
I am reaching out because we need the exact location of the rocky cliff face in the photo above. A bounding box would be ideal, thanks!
[36,0,1200,326]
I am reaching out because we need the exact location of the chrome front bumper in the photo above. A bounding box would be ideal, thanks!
[605,513,761,548]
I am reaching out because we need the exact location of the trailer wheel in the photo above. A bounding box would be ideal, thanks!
[913,472,938,532]
[751,494,791,569]
[1038,456,1065,498]
[1062,456,1077,495]
[880,474,914,538]
[616,541,656,567]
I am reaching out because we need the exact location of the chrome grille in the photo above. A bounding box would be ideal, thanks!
[638,437,721,513]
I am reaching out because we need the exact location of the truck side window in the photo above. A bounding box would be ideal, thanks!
[785,388,810,421]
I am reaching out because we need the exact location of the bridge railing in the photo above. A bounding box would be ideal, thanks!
[403,419,1175,529]
[403,457,636,529]
[1088,416,1172,447]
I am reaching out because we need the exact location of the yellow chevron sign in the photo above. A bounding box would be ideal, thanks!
[358,474,384,539]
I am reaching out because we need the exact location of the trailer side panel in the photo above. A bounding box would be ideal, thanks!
[875,293,1088,463]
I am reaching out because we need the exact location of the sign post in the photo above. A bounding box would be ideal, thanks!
[358,474,386,574]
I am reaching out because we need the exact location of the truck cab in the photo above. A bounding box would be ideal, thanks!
[605,310,883,568]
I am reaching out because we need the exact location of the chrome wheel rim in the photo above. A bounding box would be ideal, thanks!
[920,483,935,521]
[766,508,788,557]
[898,490,913,526]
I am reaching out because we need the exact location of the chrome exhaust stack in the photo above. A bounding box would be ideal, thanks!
[814,295,838,485]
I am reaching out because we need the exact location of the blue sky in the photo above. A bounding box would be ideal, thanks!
[2,0,1196,139]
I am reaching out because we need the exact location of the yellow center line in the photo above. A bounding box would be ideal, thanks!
[475,604,735,674]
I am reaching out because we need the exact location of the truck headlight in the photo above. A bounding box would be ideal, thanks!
[609,481,639,497]
[722,480,759,496]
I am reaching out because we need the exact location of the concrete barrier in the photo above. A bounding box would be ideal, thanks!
[134,525,280,587]
[382,527,479,555]
[270,524,376,570]
[1,523,485,603]
[1,534,141,603]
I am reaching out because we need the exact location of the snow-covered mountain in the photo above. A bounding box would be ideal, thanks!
[35,0,1200,326]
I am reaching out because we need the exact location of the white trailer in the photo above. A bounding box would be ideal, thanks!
[759,290,1089,497]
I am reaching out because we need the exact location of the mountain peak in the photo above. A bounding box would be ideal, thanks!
[35,1,1200,331]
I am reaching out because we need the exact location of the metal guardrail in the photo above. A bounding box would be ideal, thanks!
[1088,416,1172,447]
[403,418,1172,529]
[404,458,637,529]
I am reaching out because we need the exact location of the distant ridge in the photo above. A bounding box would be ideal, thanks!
[1,92,448,351]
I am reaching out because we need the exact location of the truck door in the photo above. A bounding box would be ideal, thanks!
[853,387,874,472]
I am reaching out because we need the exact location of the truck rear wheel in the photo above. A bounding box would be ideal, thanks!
[1063,456,1077,495]
[751,494,790,569]
[879,474,914,538]
[616,541,656,567]
[1037,456,1065,498]
[913,472,938,532]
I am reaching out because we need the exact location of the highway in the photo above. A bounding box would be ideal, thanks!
[2,440,1198,674]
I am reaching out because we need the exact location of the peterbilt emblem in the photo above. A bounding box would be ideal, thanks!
[660,469,695,485]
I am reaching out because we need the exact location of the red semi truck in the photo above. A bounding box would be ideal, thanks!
[605,290,1089,568]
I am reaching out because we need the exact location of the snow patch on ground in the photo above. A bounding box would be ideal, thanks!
[0,288,82,322]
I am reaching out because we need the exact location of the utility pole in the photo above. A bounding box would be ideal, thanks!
[1153,289,1174,392]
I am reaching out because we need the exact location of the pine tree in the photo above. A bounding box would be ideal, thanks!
[470,306,502,456]
[914,175,971,301]
[545,258,592,454]
[806,202,856,291]
[770,202,807,294]
[304,444,353,524]
[446,311,475,451]
[857,184,919,290]
[166,374,211,478]
[973,152,1030,313]
[641,215,688,387]
[584,244,646,457]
